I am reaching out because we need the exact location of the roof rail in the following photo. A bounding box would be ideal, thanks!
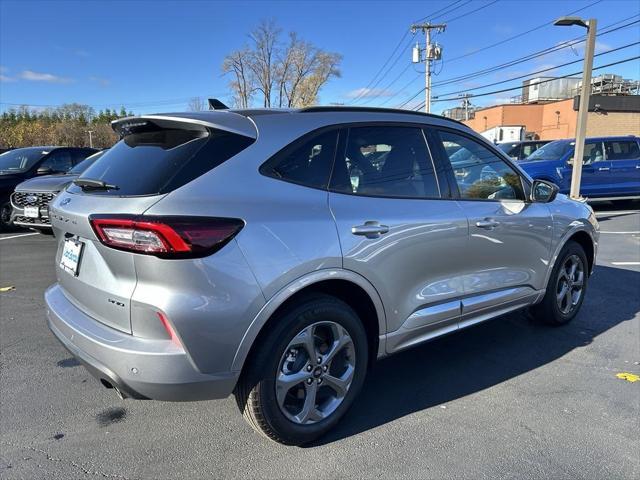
[297,106,468,127]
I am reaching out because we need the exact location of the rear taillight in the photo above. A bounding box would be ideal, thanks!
[89,215,243,258]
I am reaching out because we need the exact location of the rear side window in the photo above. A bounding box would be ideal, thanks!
[604,140,640,160]
[260,129,338,189]
[331,126,440,199]
[68,125,254,196]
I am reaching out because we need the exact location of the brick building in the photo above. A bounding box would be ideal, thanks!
[463,95,640,140]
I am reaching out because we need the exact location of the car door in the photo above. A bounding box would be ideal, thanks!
[328,124,468,353]
[429,128,554,326]
[604,138,640,196]
[559,140,612,197]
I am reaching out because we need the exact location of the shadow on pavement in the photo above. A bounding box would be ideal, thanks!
[309,265,640,447]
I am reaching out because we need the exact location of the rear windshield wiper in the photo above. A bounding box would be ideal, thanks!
[73,178,120,191]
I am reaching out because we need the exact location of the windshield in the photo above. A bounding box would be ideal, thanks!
[0,148,48,173]
[498,143,517,153]
[526,141,573,161]
[68,150,105,174]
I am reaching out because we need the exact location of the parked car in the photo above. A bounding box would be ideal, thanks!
[519,136,640,202]
[498,140,551,160]
[45,107,598,445]
[11,150,106,233]
[0,146,98,229]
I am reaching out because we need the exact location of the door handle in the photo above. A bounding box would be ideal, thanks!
[635,165,640,169]
[351,221,389,239]
[475,218,500,230]
[597,167,610,171]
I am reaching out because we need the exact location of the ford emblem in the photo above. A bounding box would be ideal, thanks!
[25,195,38,204]
[60,197,71,206]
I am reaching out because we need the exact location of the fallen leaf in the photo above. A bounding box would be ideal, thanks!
[616,372,640,383]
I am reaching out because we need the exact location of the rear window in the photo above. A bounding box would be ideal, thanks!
[67,125,254,196]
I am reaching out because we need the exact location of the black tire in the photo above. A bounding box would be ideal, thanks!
[0,201,14,231]
[234,294,368,445]
[531,240,589,326]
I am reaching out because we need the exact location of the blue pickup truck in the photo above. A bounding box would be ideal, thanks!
[519,136,640,202]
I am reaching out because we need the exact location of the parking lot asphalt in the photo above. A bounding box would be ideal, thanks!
[1,203,639,479]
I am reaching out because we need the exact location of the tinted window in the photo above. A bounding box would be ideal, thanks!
[0,148,48,173]
[260,129,338,189]
[605,140,640,160]
[527,141,572,161]
[68,125,254,196]
[437,130,525,201]
[41,150,73,172]
[331,126,439,199]
[68,151,105,174]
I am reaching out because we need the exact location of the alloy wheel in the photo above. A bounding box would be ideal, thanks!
[275,321,355,425]
[556,254,585,315]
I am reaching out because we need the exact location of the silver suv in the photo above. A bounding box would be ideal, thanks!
[46,107,599,445]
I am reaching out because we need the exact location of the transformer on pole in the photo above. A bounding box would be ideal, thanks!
[411,23,446,113]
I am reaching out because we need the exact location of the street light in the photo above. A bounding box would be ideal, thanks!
[554,16,597,200]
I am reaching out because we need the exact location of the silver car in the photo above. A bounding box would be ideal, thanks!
[45,107,599,445]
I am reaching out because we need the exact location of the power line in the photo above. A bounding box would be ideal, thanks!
[440,0,500,24]
[350,0,476,105]
[413,0,469,24]
[396,15,639,108]
[433,41,640,99]
[410,55,640,109]
[445,0,603,64]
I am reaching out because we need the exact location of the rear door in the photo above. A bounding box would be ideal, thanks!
[560,140,612,197]
[328,124,468,352]
[50,116,256,333]
[604,138,640,196]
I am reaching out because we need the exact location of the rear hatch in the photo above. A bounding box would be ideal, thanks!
[50,113,256,333]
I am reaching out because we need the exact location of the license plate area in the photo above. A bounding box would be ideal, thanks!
[24,206,39,218]
[60,238,84,276]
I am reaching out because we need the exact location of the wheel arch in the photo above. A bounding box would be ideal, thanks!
[231,270,386,375]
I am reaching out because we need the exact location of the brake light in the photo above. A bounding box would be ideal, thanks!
[89,215,243,258]
[157,311,182,346]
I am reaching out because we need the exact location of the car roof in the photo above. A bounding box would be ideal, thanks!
[116,107,469,137]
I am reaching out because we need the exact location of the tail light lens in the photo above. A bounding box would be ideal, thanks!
[89,215,244,258]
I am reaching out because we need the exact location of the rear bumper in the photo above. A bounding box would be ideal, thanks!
[45,283,238,401]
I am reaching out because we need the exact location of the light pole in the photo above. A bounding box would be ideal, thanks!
[554,16,597,200]
[87,130,94,148]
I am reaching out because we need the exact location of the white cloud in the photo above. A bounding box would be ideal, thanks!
[19,70,73,83]
[0,74,15,82]
[346,87,395,99]
[89,76,110,87]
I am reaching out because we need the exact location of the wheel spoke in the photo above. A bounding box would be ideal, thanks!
[323,365,354,398]
[324,325,353,363]
[295,381,322,423]
[564,288,573,310]
[276,369,310,406]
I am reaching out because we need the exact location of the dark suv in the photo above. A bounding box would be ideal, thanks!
[0,146,97,229]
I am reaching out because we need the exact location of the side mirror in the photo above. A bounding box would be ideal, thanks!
[531,179,559,203]
[566,157,574,166]
[36,166,53,175]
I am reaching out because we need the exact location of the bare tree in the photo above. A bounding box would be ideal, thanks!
[188,97,206,111]
[222,21,341,108]
[222,48,255,108]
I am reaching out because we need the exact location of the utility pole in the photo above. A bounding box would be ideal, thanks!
[459,93,472,121]
[87,130,94,148]
[554,16,597,200]
[411,22,446,113]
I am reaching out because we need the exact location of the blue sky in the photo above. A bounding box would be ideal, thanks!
[1,0,639,115]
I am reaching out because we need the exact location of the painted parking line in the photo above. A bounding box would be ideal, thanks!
[0,232,40,241]
[594,210,639,217]
[611,262,640,266]
[599,231,640,234]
